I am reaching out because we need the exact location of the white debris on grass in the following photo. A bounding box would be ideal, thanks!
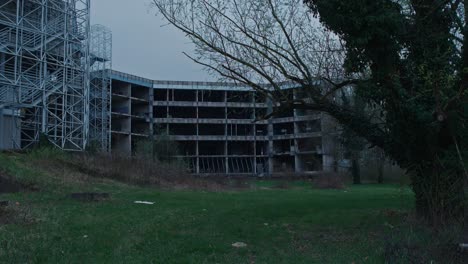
[232,242,247,248]
[134,201,155,205]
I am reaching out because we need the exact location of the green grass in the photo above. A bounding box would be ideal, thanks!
[0,153,414,263]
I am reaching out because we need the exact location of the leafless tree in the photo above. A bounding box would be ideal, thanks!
[151,0,366,112]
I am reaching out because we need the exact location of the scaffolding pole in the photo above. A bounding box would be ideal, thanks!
[89,24,112,151]
[0,0,91,150]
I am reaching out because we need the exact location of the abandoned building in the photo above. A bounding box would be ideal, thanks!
[0,0,337,176]
[109,71,337,176]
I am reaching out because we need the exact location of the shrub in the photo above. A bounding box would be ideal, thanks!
[311,172,345,189]
[133,133,181,163]
[383,223,468,263]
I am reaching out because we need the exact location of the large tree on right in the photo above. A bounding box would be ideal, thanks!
[304,0,468,224]
[152,0,468,224]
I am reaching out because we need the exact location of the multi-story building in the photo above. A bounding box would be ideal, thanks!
[109,71,336,176]
[0,1,337,176]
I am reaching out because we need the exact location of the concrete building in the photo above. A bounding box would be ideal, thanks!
[109,71,335,176]
[0,1,337,176]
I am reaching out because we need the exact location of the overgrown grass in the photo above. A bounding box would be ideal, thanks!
[0,151,464,263]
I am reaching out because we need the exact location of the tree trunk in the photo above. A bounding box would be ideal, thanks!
[411,163,465,225]
[377,162,384,184]
[351,157,361,184]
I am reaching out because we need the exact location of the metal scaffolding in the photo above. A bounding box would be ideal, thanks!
[0,0,90,150]
[89,24,111,151]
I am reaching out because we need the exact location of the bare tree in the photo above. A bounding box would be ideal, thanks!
[153,0,340,82]
[150,0,380,140]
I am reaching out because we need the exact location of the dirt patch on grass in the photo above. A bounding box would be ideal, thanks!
[0,171,37,193]
[0,173,21,193]
[0,203,36,226]
[70,192,111,202]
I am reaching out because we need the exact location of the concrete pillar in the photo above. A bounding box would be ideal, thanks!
[321,113,337,172]
[196,141,200,174]
[128,84,133,154]
[252,92,257,176]
[294,122,302,173]
[225,141,228,174]
[224,91,229,174]
[267,97,274,176]
[293,89,301,173]
[149,85,154,136]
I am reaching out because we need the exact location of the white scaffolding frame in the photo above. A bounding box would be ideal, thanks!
[89,24,111,151]
[0,0,90,150]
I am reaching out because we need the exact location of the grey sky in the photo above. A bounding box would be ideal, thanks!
[90,0,212,81]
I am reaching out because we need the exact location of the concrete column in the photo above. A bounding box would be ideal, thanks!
[224,91,228,174]
[267,97,274,176]
[166,88,169,119]
[252,92,257,176]
[293,89,301,173]
[196,91,200,174]
[321,113,337,172]
[128,84,133,154]
[196,141,200,174]
[149,86,154,136]
[294,122,302,173]
[225,141,228,174]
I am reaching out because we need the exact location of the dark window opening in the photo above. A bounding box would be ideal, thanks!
[169,124,197,135]
[153,106,167,118]
[227,108,253,119]
[255,125,268,136]
[154,89,167,101]
[169,107,196,118]
[178,141,196,156]
[199,90,225,102]
[273,123,294,135]
[297,120,321,133]
[199,124,225,136]
[297,138,322,153]
[199,141,225,155]
[273,156,295,173]
[199,107,225,119]
[227,91,252,103]
[256,141,268,156]
[131,85,149,100]
[174,89,196,101]
[273,139,294,154]
[227,124,253,136]
[228,141,253,155]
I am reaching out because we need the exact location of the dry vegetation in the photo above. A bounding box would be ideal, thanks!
[30,151,233,191]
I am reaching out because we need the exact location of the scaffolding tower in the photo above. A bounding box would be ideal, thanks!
[0,0,90,150]
[89,24,111,151]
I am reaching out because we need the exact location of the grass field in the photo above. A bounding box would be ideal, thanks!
[0,152,425,263]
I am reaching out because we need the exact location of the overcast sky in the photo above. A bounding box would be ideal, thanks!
[90,0,212,81]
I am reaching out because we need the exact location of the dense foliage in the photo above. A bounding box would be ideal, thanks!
[304,0,468,223]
